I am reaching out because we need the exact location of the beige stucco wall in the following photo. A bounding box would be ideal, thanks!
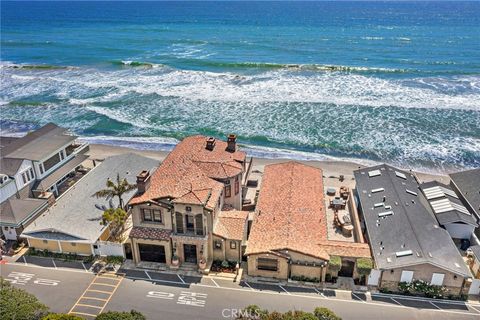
[290,264,323,280]
[98,226,111,241]
[172,236,209,264]
[247,253,289,280]
[222,174,242,210]
[380,263,467,295]
[212,235,241,262]
[60,241,92,255]
[132,203,172,230]
[28,238,61,252]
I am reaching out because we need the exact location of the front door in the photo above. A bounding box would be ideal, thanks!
[338,259,355,277]
[183,244,197,263]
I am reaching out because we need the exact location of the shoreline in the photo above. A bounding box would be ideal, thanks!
[85,143,450,185]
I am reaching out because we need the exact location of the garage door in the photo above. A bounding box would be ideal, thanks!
[138,244,166,263]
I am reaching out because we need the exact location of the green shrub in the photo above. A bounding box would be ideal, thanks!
[42,314,84,320]
[95,310,145,320]
[221,260,230,268]
[328,256,341,274]
[356,258,373,277]
[83,254,95,263]
[314,307,342,320]
[0,277,49,320]
[106,255,124,264]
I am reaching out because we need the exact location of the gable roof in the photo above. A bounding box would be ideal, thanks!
[130,135,246,210]
[213,210,249,241]
[0,197,49,227]
[0,123,76,161]
[449,168,480,219]
[22,153,158,243]
[354,164,471,277]
[420,181,477,227]
[245,161,370,261]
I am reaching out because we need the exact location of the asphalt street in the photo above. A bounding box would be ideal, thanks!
[2,261,480,320]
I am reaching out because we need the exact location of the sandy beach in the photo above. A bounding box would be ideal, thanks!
[86,143,450,185]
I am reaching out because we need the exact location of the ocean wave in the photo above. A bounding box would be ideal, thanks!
[0,62,76,70]
[110,60,165,68]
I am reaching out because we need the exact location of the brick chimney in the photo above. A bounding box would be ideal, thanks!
[206,137,216,151]
[136,170,150,194]
[226,134,237,152]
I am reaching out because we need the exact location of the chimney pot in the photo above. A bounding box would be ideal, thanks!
[206,137,216,151]
[136,170,150,194]
[226,134,237,152]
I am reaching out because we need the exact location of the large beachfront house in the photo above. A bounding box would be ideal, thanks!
[354,164,472,295]
[0,123,89,240]
[22,153,158,256]
[128,135,251,269]
[245,162,371,282]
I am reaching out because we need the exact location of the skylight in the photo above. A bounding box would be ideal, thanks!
[406,189,417,196]
[395,250,413,257]
[395,171,407,180]
[378,211,393,217]
[368,170,381,177]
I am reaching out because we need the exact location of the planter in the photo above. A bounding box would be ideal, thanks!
[199,259,207,270]
[172,257,180,267]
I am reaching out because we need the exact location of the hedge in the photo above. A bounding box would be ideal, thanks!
[356,258,373,276]
[328,256,341,273]
[0,278,49,320]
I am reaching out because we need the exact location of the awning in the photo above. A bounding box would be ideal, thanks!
[33,154,89,191]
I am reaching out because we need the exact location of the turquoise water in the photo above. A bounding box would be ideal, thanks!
[1,1,480,171]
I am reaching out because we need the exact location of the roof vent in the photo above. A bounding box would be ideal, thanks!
[428,252,433,258]
[386,257,392,263]
[406,189,417,196]
[378,211,393,217]
[455,262,461,268]
[206,137,216,151]
[395,171,407,180]
[371,188,384,193]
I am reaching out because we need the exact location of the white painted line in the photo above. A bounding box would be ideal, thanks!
[372,292,466,306]
[244,281,254,291]
[177,274,186,284]
[144,271,152,280]
[210,278,220,288]
[314,288,326,298]
[429,301,442,310]
[352,292,366,303]
[22,256,27,265]
[52,259,57,269]
[470,305,480,314]
[7,261,91,274]
[127,275,184,286]
[279,285,290,295]
[82,262,88,272]
[390,298,402,306]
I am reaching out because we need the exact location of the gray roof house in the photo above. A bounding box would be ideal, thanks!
[354,164,471,293]
[0,123,90,240]
[22,153,158,255]
[420,181,478,239]
[449,168,480,220]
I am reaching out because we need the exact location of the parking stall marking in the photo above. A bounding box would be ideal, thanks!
[69,271,124,318]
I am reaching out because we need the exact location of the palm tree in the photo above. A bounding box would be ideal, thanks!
[93,173,137,209]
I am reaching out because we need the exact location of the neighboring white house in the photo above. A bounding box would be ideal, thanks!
[0,123,89,240]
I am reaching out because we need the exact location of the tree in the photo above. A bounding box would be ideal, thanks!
[313,307,342,320]
[95,310,146,320]
[0,277,49,320]
[327,256,341,276]
[101,207,128,241]
[93,173,136,209]
[42,314,83,320]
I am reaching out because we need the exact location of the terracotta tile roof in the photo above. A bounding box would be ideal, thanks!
[213,210,249,241]
[130,135,245,209]
[245,162,371,261]
[130,226,171,241]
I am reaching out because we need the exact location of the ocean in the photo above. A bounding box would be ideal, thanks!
[1,1,479,172]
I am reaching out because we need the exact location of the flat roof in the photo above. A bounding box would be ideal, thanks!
[23,153,158,243]
[354,164,471,277]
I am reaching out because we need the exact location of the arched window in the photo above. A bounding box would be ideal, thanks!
[195,214,204,236]
[175,212,183,233]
